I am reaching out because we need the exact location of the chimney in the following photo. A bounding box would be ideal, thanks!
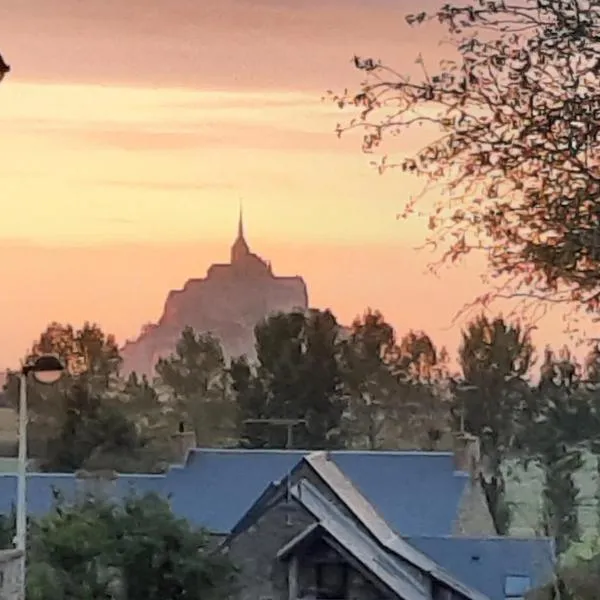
[452,432,481,481]
[173,421,197,463]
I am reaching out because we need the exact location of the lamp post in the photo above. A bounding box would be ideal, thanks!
[16,354,65,600]
[0,53,10,83]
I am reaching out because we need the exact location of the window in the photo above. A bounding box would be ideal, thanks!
[505,575,531,600]
[315,563,348,600]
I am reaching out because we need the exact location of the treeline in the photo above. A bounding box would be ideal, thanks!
[4,309,600,554]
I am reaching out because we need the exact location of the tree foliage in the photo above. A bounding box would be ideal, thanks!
[233,309,346,449]
[27,493,236,600]
[41,382,153,473]
[333,0,600,313]
[29,321,121,385]
[339,309,401,449]
[456,315,534,533]
[2,322,168,471]
[155,327,236,447]
[522,348,590,553]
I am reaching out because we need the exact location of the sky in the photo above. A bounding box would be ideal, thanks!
[0,0,585,370]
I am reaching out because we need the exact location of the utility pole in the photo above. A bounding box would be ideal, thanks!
[242,418,307,449]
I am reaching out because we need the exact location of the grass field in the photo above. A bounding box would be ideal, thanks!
[505,451,599,541]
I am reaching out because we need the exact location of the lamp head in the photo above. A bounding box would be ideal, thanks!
[26,354,65,384]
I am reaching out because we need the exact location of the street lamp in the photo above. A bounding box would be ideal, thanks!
[16,354,64,600]
[0,53,10,83]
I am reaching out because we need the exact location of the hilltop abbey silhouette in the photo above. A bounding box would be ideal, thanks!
[120,209,309,376]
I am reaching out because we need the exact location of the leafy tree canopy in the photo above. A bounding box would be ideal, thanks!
[333,0,600,316]
[28,321,121,384]
[27,492,236,600]
[234,309,346,449]
[155,327,236,447]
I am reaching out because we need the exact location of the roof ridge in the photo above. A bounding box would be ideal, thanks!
[303,452,490,600]
[187,448,307,454]
[407,534,555,542]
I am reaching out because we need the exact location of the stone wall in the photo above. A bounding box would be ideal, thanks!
[0,549,21,600]
[227,499,314,600]
[453,479,496,536]
[121,266,308,376]
[227,498,390,600]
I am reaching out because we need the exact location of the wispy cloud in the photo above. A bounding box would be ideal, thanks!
[97,180,234,192]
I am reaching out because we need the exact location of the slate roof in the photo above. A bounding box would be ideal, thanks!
[166,449,305,531]
[172,448,470,535]
[298,455,490,600]
[0,449,473,535]
[0,473,166,516]
[407,536,556,600]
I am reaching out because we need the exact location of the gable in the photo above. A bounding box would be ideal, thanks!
[275,488,431,600]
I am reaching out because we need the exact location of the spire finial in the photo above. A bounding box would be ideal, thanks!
[238,199,244,239]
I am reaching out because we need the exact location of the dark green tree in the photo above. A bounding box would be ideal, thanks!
[3,322,124,457]
[230,355,268,448]
[339,309,400,449]
[42,382,149,473]
[525,348,588,554]
[233,309,345,449]
[583,345,600,532]
[332,0,600,314]
[394,330,453,450]
[27,493,236,600]
[456,314,534,534]
[155,327,236,447]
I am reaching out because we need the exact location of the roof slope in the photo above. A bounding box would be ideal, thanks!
[0,473,166,516]
[289,478,490,600]
[285,480,431,600]
[329,451,468,537]
[0,449,470,536]
[166,449,305,531]
[407,536,556,600]
[303,453,490,600]
[173,448,468,534]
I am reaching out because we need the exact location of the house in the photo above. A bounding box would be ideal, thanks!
[0,442,555,600]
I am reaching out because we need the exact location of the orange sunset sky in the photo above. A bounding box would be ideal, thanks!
[0,0,583,370]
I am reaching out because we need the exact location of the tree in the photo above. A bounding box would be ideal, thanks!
[339,309,401,449]
[27,492,236,600]
[155,327,236,447]
[117,372,176,465]
[42,382,152,473]
[28,321,121,386]
[3,322,124,458]
[455,314,534,534]
[230,355,268,449]
[394,330,454,449]
[523,348,589,554]
[233,309,346,449]
[332,0,600,314]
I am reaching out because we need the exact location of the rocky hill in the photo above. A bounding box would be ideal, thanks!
[120,214,309,376]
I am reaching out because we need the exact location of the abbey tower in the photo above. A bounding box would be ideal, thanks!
[120,211,309,376]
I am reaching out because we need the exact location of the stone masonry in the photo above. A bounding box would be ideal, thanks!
[0,549,22,600]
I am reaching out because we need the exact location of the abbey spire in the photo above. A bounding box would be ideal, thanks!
[231,202,250,263]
